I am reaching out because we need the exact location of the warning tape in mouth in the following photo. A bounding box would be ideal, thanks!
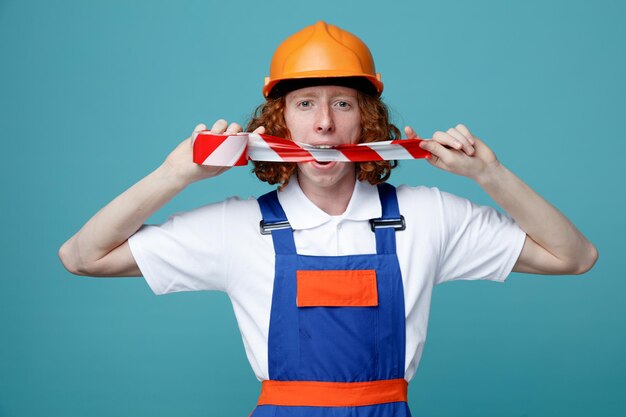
[192,131,431,166]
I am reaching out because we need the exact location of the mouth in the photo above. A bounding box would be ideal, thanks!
[308,144,338,168]
[310,160,337,169]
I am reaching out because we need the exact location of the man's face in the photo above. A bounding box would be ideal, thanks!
[283,85,362,193]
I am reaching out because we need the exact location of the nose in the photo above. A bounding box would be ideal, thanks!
[314,105,334,133]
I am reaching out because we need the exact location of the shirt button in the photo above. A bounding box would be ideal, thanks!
[337,223,342,230]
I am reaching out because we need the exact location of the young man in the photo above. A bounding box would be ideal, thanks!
[59,21,597,416]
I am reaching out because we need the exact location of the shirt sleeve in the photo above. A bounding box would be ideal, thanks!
[127,201,229,295]
[435,190,526,285]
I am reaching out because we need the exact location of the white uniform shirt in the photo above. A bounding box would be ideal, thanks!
[128,178,526,382]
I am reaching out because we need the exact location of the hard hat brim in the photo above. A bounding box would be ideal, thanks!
[264,73,383,98]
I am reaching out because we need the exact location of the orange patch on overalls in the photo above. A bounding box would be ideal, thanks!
[296,270,378,307]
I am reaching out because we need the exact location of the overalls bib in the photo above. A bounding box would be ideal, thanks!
[251,183,411,417]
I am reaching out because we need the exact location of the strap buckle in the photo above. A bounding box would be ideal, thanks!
[369,216,406,232]
[260,220,292,235]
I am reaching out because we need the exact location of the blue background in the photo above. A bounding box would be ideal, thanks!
[1,0,624,416]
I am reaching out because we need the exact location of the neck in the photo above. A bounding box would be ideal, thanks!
[297,175,356,216]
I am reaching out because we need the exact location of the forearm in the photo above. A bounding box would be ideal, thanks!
[475,161,597,273]
[60,163,187,273]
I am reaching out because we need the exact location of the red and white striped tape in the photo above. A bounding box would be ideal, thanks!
[192,131,431,166]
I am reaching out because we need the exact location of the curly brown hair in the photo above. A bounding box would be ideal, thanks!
[245,91,401,188]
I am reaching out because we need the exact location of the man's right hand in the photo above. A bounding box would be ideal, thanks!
[59,119,266,277]
[162,120,266,187]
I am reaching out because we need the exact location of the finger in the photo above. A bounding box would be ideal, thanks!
[425,155,439,167]
[455,124,475,145]
[191,123,208,144]
[225,122,242,134]
[431,131,465,151]
[446,128,475,155]
[420,141,447,169]
[210,119,228,134]
[404,126,421,139]
[419,139,456,166]
[194,123,207,133]
[252,126,266,134]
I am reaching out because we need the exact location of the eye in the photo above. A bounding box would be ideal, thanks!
[298,100,312,108]
[335,100,352,109]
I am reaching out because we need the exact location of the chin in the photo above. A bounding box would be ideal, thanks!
[297,162,356,191]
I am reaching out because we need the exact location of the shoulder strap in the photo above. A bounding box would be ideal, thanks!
[372,183,403,255]
[257,190,297,255]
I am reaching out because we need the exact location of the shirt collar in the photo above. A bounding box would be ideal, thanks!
[277,176,382,230]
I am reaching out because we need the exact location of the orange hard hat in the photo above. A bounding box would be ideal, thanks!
[263,21,383,98]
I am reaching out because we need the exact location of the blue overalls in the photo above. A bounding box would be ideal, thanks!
[251,183,411,417]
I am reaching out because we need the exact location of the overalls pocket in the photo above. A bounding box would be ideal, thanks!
[296,270,380,381]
